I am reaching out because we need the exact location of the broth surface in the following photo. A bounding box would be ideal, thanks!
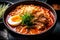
[6,4,54,35]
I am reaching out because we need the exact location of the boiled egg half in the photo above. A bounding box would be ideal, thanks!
[8,15,22,26]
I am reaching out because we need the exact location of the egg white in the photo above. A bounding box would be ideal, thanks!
[8,15,22,26]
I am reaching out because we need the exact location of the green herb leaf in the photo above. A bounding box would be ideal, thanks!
[21,12,34,27]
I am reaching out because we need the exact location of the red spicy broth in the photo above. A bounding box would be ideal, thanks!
[5,4,55,35]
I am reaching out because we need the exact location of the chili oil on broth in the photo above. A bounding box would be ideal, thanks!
[6,4,55,35]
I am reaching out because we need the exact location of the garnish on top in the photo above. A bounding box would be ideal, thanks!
[21,12,34,28]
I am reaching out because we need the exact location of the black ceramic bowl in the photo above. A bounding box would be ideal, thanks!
[3,1,57,37]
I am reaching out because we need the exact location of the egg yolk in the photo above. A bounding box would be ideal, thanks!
[11,15,22,22]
